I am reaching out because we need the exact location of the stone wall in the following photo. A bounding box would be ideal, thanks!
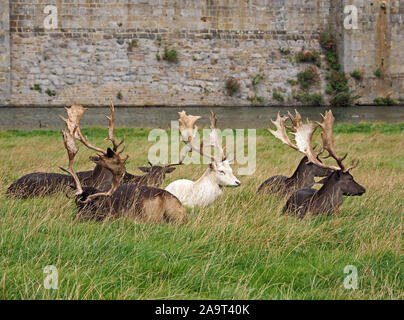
[0,0,403,106]
[0,0,11,105]
[341,0,404,102]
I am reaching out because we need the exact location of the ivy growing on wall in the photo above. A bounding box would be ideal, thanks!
[319,32,360,107]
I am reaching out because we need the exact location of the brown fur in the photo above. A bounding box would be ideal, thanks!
[6,165,112,199]
[75,185,187,225]
[258,156,332,197]
[123,165,176,188]
[283,171,366,217]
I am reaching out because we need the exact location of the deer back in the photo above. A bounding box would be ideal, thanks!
[6,172,74,198]
[283,171,366,217]
[75,184,186,224]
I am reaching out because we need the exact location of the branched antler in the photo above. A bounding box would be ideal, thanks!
[59,104,129,203]
[209,110,226,162]
[316,110,359,172]
[178,110,201,143]
[269,110,339,171]
[105,101,125,152]
[288,111,330,169]
[269,109,359,172]
[178,110,215,162]
[268,112,299,151]
[60,118,83,197]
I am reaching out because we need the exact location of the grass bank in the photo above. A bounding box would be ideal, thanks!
[0,123,403,299]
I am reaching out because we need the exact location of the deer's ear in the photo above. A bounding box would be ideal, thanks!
[106,148,115,158]
[225,158,234,165]
[165,167,176,173]
[317,177,328,185]
[138,166,151,173]
[90,155,101,164]
[209,162,217,170]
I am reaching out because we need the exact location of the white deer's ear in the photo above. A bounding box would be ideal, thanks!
[225,155,234,164]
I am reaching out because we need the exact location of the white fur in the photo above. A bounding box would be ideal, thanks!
[165,160,240,208]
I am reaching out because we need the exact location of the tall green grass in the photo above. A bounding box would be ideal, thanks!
[0,124,403,299]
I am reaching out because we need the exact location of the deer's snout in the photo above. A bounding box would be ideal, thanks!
[234,180,241,187]
[358,186,366,195]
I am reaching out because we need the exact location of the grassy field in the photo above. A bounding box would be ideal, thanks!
[0,124,403,300]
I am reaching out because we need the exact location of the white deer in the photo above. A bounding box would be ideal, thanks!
[165,110,241,208]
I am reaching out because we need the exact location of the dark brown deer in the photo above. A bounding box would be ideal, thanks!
[258,112,332,197]
[6,168,112,199]
[278,110,366,217]
[122,162,179,187]
[258,156,332,197]
[60,104,187,224]
[6,103,117,199]
[6,103,175,198]
[77,161,180,189]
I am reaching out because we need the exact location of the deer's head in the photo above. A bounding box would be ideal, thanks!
[60,103,129,209]
[209,160,240,187]
[178,110,241,188]
[138,162,178,186]
[327,170,366,196]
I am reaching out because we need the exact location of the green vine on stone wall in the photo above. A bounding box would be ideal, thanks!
[319,32,359,107]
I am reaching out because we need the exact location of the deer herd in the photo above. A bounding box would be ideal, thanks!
[6,104,366,224]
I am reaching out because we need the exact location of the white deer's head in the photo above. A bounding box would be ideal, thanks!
[177,110,241,188]
[210,160,240,187]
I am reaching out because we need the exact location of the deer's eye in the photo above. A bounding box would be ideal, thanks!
[219,170,225,175]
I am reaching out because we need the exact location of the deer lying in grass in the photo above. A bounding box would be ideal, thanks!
[6,103,177,198]
[273,110,366,217]
[122,162,178,187]
[60,104,187,224]
[165,110,241,208]
[258,113,332,197]
[6,103,119,199]
[77,161,179,189]
[258,156,332,197]
[6,167,112,199]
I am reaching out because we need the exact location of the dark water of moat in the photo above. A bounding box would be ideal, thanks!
[0,106,403,131]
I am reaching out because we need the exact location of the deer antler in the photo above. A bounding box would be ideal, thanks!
[59,104,88,140]
[268,112,299,151]
[269,110,340,171]
[178,110,215,162]
[60,104,129,203]
[165,159,186,168]
[59,104,105,154]
[105,101,125,152]
[287,110,304,132]
[317,110,359,172]
[178,110,201,143]
[209,110,226,162]
[60,112,83,196]
[289,111,327,168]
